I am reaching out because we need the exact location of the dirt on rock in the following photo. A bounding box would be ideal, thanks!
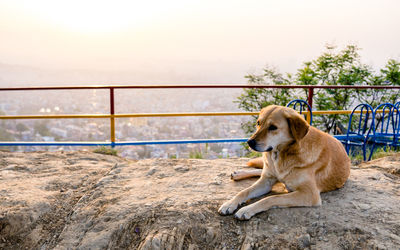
[0,150,399,249]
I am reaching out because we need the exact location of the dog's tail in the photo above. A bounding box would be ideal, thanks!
[247,157,264,168]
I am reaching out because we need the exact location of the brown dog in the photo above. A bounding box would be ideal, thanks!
[218,105,350,220]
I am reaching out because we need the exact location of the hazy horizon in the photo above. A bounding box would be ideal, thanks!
[1,0,400,85]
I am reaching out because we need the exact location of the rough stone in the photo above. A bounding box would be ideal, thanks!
[297,233,311,248]
[0,151,399,249]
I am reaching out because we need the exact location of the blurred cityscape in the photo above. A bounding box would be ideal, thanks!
[0,85,253,159]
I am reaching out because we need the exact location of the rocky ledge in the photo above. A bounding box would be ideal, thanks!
[0,151,399,249]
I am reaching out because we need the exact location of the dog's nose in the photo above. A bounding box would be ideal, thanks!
[247,139,257,149]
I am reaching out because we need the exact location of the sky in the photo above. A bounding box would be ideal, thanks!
[0,0,400,83]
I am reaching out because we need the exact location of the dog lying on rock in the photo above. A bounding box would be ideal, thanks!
[218,105,350,220]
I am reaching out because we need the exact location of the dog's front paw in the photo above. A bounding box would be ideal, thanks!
[230,171,243,181]
[218,200,239,215]
[234,206,255,220]
[230,171,239,180]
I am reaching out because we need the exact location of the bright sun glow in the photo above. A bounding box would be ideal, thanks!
[19,0,174,33]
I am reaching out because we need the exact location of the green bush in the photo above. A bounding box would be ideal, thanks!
[236,44,400,135]
[93,146,118,156]
[189,151,203,159]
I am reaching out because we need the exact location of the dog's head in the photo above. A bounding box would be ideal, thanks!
[247,105,310,152]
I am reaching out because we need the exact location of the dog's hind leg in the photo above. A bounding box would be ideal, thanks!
[231,169,262,181]
[230,157,264,181]
[246,157,264,168]
[234,183,321,220]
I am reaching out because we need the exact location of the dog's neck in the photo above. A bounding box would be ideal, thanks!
[270,139,300,158]
[271,140,299,154]
[271,150,279,161]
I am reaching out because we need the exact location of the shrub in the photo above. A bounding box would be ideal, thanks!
[93,146,118,156]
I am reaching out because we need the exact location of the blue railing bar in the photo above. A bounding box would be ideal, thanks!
[114,138,248,146]
[2,136,384,147]
[0,138,249,147]
[0,141,112,146]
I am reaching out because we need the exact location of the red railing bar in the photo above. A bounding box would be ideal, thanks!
[1,84,400,91]
[308,87,314,108]
[109,88,116,147]
[110,87,115,115]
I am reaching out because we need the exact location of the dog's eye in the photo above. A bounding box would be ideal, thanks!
[268,125,277,131]
[256,121,260,126]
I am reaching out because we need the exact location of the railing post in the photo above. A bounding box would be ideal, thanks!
[307,87,314,109]
[110,87,116,148]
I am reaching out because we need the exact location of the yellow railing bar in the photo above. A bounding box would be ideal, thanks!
[306,113,311,124]
[110,116,116,143]
[314,110,384,115]
[314,110,351,115]
[0,109,383,120]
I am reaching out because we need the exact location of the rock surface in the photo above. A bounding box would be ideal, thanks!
[0,150,399,249]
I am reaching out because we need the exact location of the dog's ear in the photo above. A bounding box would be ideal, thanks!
[285,110,310,141]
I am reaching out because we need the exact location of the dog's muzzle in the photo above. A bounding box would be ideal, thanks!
[247,139,273,152]
[265,146,273,152]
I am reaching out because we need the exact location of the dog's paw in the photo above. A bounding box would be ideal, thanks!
[230,171,239,180]
[218,200,239,215]
[234,207,255,220]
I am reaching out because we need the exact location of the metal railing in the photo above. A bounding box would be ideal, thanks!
[0,84,399,147]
